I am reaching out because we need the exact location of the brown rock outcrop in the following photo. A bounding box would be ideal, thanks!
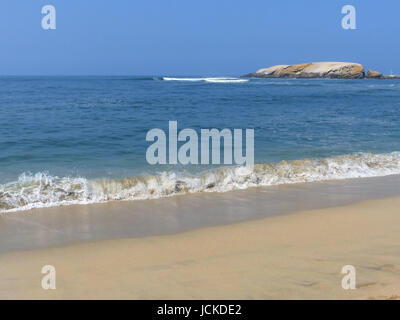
[244,62,365,79]
[366,70,383,79]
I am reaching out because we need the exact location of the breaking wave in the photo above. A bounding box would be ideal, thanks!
[162,77,248,83]
[2,152,400,213]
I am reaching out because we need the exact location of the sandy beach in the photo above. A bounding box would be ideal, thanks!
[1,194,400,300]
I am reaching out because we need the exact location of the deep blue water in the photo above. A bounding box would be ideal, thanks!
[1,76,400,184]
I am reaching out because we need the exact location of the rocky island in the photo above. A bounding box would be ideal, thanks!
[243,62,400,79]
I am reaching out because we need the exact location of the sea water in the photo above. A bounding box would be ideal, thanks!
[1,76,400,212]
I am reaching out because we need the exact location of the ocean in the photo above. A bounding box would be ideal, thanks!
[1,76,400,212]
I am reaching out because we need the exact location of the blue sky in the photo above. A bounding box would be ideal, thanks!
[0,0,398,75]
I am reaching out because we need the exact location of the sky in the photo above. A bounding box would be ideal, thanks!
[0,0,398,76]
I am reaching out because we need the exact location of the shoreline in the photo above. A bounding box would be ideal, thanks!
[2,174,400,253]
[1,196,400,299]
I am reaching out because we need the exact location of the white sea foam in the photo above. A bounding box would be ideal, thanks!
[2,152,400,213]
[162,77,248,83]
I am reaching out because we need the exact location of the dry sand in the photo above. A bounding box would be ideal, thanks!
[1,196,400,300]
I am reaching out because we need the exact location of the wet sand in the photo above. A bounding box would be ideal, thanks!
[1,174,400,253]
[0,196,400,299]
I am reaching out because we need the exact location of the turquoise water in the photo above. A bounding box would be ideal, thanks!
[1,76,400,211]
